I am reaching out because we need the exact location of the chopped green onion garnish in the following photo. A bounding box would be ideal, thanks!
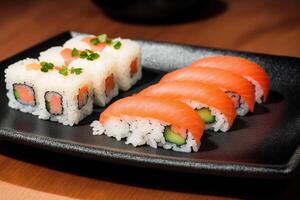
[59,67,69,76]
[87,53,99,61]
[70,67,83,75]
[80,51,88,59]
[90,38,100,45]
[40,61,54,72]
[71,48,78,57]
[86,49,94,54]
[79,50,100,61]
[106,39,112,45]
[97,34,107,43]
[112,41,122,49]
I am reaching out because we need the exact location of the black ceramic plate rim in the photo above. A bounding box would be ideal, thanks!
[1,127,299,178]
[0,31,300,179]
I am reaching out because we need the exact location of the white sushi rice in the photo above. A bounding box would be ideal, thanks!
[39,46,119,106]
[103,38,142,91]
[183,99,229,132]
[90,116,200,153]
[63,35,142,91]
[5,58,42,115]
[34,71,94,126]
[225,91,249,116]
[245,76,264,104]
[39,46,66,66]
[69,53,119,106]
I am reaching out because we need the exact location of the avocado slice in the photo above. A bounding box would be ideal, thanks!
[196,108,215,124]
[164,126,186,146]
[45,100,51,112]
[13,89,20,100]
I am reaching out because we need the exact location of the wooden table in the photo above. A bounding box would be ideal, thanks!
[1,0,300,199]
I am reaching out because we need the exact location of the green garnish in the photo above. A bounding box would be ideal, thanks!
[80,51,88,59]
[89,34,122,50]
[59,67,69,76]
[97,34,107,43]
[58,66,83,76]
[80,50,100,61]
[13,89,20,100]
[40,61,54,72]
[45,100,51,112]
[106,39,112,45]
[71,48,78,57]
[112,41,122,49]
[70,67,83,75]
[87,53,99,60]
[90,38,100,45]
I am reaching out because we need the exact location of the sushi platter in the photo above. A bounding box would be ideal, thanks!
[0,31,300,178]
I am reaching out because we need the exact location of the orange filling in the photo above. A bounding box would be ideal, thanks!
[105,74,115,95]
[78,85,89,109]
[81,37,107,52]
[130,58,138,77]
[48,94,62,114]
[14,84,35,106]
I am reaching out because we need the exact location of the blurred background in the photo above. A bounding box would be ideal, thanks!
[1,0,300,61]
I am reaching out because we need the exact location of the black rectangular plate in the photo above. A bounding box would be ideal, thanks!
[1,31,300,179]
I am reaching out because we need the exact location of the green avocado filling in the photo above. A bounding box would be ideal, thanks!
[196,108,215,124]
[13,89,20,100]
[164,126,186,146]
[45,100,51,112]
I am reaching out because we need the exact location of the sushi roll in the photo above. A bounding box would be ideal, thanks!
[39,46,119,106]
[190,55,270,103]
[138,81,236,132]
[5,58,42,114]
[160,67,255,116]
[35,65,94,126]
[63,34,142,91]
[91,96,205,152]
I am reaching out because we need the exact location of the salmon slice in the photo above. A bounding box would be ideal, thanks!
[105,74,115,96]
[130,57,138,77]
[160,67,255,112]
[138,81,236,128]
[60,48,80,66]
[81,37,107,52]
[100,96,205,144]
[45,91,63,115]
[78,85,89,109]
[13,83,36,106]
[190,56,270,103]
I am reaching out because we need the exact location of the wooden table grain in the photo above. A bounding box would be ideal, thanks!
[0,0,300,199]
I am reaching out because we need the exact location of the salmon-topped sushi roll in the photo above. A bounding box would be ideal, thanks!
[35,65,93,126]
[190,55,270,103]
[91,96,205,152]
[5,58,42,114]
[138,81,236,132]
[63,34,142,91]
[160,67,255,116]
[39,46,119,106]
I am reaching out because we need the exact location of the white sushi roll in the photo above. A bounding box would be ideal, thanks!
[4,58,42,114]
[38,46,119,106]
[63,34,142,91]
[35,69,93,126]
[103,38,142,91]
[69,53,119,106]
